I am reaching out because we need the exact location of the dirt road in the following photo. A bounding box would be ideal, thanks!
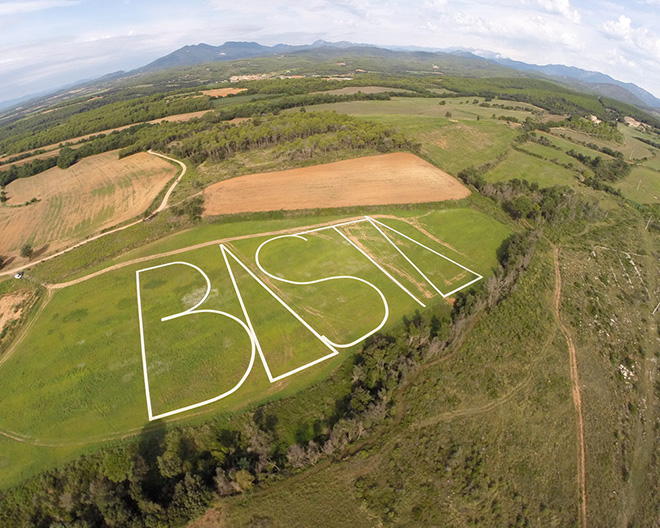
[554,245,588,528]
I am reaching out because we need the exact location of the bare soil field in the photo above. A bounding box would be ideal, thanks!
[0,291,31,338]
[203,152,470,216]
[201,88,247,97]
[313,86,408,95]
[0,151,176,259]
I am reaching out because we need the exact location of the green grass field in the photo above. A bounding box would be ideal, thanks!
[305,97,529,175]
[553,125,655,161]
[0,207,510,488]
[484,149,578,187]
[615,165,660,203]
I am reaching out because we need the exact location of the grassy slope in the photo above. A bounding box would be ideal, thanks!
[3,91,660,525]
[211,242,579,527]
[191,97,660,526]
[200,201,660,528]
[0,207,509,489]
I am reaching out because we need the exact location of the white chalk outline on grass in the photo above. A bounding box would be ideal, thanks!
[136,261,256,421]
[221,244,342,382]
[136,216,482,421]
[254,231,391,348]
[365,216,483,297]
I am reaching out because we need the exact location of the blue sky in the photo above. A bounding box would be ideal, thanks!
[0,0,659,104]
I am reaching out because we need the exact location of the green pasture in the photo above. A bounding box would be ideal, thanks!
[615,165,660,204]
[641,157,660,171]
[553,125,654,161]
[305,97,526,174]
[484,149,578,187]
[539,131,611,160]
[0,208,510,488]
[517,141,586,168]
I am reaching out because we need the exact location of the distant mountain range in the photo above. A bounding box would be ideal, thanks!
[467,51,660,109]
[2,40,659,115]
[136,40,660,110]
[137,40,373,73]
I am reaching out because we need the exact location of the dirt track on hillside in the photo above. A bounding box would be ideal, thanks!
[554,245,588,528]
[203,152,470,216]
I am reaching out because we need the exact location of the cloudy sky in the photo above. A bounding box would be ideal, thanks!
[1,0,659,104]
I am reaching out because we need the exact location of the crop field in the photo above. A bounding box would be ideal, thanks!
[0,208,510,487]
[0,151,176,259]
[200,88,247,97]
[202,153,470,215]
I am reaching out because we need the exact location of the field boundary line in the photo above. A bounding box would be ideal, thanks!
[147,150,187,215]
[367,216,483,296]
[366,216,445,298]
[45,215,396,290]
[332,227,426,308]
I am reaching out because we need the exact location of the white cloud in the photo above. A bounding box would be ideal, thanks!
[536,0,581,23]
[603,14,632,39]
[0,0,80,16]
[603,14,660,62]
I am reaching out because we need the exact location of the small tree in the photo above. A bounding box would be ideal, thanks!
[20,243,34,260]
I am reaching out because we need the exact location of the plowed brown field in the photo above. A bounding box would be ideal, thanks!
[203,152,470,216]
[201,88,247,97]
[313,86,409,95]
[0,151,176,259]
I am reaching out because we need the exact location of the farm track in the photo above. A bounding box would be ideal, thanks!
[0,151,186,279]
[46,214,410,291]
[553,244,588,528]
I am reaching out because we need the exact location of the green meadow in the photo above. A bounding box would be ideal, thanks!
[0,208,510,487]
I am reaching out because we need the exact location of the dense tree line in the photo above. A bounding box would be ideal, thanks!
[555,116,624,143]
[0,157,58,186]
[0,224,539,528]
[0,94,212,155]
[458,167,599,224]
[566,150,631,182]
[0,149,47,166]
[238,75,439,97]
[0,102,416,186]
[635,135,660,150]
[120,111,420,164]
[210,91,391,120]
[0,127,149,187]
